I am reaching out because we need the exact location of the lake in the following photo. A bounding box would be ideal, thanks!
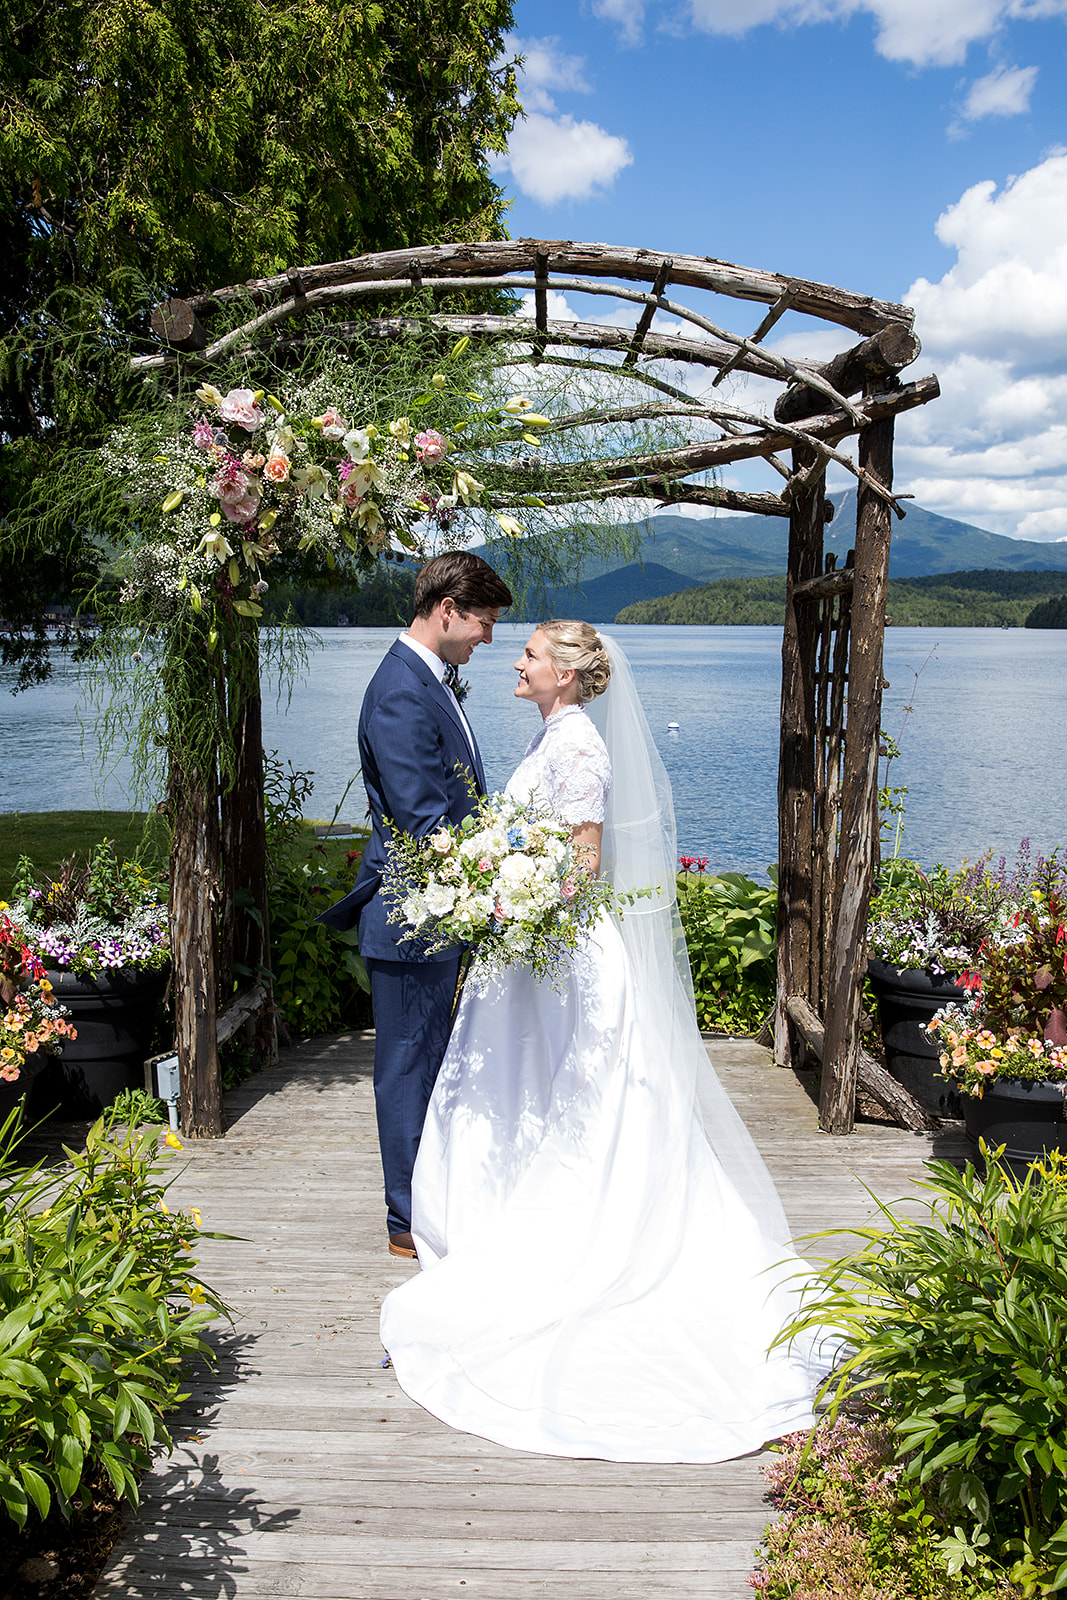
[2,625,1064,880]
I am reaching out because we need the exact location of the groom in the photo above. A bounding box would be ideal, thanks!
[318,552,513,1258]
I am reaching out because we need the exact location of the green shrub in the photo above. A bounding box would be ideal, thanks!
[779,1153,1067,1593]
[677,869,776,1034]
[0,1110,226,1529]
[268,838,371,1037]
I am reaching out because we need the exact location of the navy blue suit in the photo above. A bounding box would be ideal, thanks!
[318,639,484,1233]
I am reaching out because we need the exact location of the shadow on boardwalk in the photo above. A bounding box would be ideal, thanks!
[95,1033,967,1600]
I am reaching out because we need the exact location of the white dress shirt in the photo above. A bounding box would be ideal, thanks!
[397,633,477,761]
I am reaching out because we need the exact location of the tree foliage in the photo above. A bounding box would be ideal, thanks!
[0,0,520,677]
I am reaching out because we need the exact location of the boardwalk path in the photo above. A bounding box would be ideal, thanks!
[97,1035,966,1600]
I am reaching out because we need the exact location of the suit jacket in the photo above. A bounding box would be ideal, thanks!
[316,639,485,958]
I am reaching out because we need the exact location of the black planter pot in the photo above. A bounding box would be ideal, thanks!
[964,1077,1067,1180]
[27,966,170,1120]
[867,958,968,1119]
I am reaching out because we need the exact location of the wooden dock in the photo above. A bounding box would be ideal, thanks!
[96,1034,966,1599]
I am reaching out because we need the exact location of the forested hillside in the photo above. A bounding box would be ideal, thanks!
[617,570,1067,627]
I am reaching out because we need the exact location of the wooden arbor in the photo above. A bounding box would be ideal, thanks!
[140,240,940,1136]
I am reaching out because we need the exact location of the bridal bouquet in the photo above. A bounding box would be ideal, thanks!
[382,792,616,986]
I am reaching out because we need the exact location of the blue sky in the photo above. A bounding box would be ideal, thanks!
[492,0,1067,541]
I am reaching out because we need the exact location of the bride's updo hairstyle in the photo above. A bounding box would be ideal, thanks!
[539,620,611,704]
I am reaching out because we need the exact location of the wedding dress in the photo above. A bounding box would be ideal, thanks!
[379,639,827,1463]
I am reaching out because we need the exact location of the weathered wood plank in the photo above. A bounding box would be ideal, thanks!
[96,1034,963,1600]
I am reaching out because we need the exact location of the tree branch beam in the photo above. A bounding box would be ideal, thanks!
[139,278,872,421]
[478,377,938,500]
[185,241,914,336]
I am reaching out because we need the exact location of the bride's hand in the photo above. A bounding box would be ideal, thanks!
[570,821,603,877]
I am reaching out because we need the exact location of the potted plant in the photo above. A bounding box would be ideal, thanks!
[865,857,1007,1118]
[5,842,169,1118]
[928,878,1067,1178]
[0,912,77,1123]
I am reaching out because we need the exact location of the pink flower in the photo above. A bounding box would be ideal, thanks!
[242,451,266,470]
[478,858,492,873]
[951,1046,969,1066]
[317,406,348,441]
[341,478,364,509]
[0,1063,19,1083]
[415,428,447,465]
[219,388,266,433]
[263,451,290,484]
[214,466,262,524]
[975,1060,997,1074]
[560,877,577,900]
[193,417,215,450]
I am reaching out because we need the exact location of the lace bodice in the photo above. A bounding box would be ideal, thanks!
[505,705,612,825]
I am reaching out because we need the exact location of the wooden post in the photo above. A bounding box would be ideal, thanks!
[819,402,895,1133]
[774,450,825,1067]
[169,748,223,1138]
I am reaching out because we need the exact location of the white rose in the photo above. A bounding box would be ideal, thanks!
[430,830,452,854]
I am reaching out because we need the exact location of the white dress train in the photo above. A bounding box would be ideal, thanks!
[379,703,826,1463]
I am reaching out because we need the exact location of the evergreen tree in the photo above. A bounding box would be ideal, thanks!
[0,0,520,681]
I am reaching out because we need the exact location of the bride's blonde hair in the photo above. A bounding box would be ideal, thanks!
[539,620,611,704]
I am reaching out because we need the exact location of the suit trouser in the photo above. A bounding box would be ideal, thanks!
[366,955,461,1235]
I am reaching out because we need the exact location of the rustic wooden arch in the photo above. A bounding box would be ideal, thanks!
[144,240,940,1137]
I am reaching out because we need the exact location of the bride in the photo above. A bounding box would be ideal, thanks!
[379,620,827,1464]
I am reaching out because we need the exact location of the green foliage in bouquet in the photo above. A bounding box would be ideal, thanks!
[0,1110,227,1530]
[676,870,777,1035]
[777,1153,1067,1594]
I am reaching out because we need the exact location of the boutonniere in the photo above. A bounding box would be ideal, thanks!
[444,663,471,704]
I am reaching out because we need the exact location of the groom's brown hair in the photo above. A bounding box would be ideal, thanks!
[413,552,512,617]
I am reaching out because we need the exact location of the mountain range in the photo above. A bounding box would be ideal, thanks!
[522,494,1067,622]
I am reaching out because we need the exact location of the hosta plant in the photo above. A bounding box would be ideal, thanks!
[677,869,776,1034]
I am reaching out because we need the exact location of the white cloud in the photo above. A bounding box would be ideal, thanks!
[591,0,647,45]
[498,36,633,205]
[895,151,1067,539]
[500,113,633,205]
[597,0,1067,69]
[959,62,1038,119]
[509,36,591,114]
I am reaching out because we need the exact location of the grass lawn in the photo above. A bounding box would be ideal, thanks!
[0,811,170,897]
[0,812,366,898]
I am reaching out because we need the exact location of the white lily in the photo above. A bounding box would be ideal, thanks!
[454,470,484,506]
[344,427,372,462]
[196,530,235,561]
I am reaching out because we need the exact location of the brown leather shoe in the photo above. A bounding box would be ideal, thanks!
[388,1230,418,1259]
